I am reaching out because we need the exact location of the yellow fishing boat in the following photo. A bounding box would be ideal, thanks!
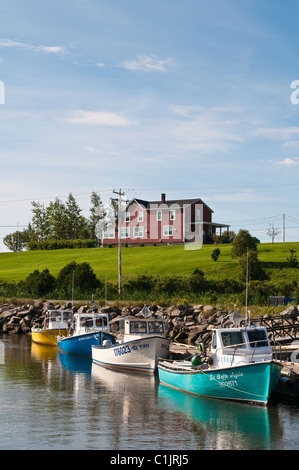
[31,309,73,346]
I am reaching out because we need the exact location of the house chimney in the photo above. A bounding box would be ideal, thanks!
[161,193,166,203]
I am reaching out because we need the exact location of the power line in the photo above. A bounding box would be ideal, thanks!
[0,189,114,206]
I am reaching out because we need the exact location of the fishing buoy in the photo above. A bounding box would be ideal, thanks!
[191,354,202,366]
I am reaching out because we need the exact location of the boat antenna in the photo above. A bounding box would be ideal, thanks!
[245,248,248,326]
[72,270,74,308]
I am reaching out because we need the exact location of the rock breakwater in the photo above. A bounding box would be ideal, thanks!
[0,301,298,350]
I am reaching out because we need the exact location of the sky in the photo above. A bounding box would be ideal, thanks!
[0,0,299,251]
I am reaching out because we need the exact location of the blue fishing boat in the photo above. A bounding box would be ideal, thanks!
[57,312,116,356]
[158,312,283,405]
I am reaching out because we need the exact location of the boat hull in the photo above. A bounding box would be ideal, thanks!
[57,331,116,356]
[32,329,68,346]
[92,336,170,373]
[158,360,283,405]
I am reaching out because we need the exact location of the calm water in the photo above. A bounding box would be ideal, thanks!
[0,334,298,451]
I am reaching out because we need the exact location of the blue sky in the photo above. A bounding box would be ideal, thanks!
[0,0,299,251]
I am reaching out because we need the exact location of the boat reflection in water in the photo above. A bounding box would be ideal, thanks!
[57,350,92,374]
[158,383,282,450]
[91,362,157,431]
[31,342,58,362]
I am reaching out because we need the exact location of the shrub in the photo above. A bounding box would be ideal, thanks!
[27,239,96,250]
[211,248,220,262]
[56,261,101,297]
[19,269,56,297]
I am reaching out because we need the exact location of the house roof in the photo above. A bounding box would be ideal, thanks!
[133,197,214,213]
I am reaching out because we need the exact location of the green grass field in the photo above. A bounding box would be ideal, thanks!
[0,241,298,284]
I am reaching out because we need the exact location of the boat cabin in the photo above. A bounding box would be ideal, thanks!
[44,310,73,330]
[72,313,111,336]
[118,316,167,342]
[210,326,273,368]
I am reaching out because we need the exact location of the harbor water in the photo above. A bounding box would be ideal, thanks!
[0,334,298,451]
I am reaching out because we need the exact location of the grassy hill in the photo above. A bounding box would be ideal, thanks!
[0,241,298,284]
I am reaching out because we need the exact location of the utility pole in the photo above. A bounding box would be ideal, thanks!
[113,189,125,297]
[283,213,285,243]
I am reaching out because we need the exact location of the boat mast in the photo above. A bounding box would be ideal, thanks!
[113,188,125,297]
[245,248,248,325]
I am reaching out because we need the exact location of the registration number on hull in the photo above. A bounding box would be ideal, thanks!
[113,343,150,356]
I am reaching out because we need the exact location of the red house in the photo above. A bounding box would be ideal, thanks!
[103,193,229,247]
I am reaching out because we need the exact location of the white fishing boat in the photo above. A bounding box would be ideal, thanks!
[92,305,170,373]
[158,309,283,405]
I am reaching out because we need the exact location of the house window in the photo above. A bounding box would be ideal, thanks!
[134,227,144,238]
[170,210,176,220]
[138,211,144,222]
[103,226,115,238]
[125,212,131,222]
[156,210,162,221]
[121,227,130,238]
[196,209,201,221]
[163,225,173,237]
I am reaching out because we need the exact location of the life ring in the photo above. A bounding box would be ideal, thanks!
[291,349,299,364]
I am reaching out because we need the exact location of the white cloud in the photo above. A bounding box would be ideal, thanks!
[0,38,66,55]
[277,157,299,166]
[168,106,244,153]
[252,127,299,140]
[120,54,173,73]
[66,110,136,127]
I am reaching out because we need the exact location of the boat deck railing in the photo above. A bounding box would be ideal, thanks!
[214,338,273,365]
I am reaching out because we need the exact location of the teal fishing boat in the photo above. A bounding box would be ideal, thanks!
[158,311,283,405]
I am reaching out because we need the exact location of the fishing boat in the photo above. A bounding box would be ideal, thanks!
[57,312,116,356]
[92,306,170,373]
[31,309,73,346]
[158,310,283,405]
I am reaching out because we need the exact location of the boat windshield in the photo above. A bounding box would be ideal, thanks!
[148,321,164,334]
[221,331,245,348]
[49,311,72,322]
[247,329,269,348]
[130,321,147,334]
[80,317,94,327]
[95,317,107,327]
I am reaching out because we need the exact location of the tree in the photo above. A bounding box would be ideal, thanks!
[89,191,105,242]
[231,229,257,259]
[3,224,34,251]
[65,193,87,239]
[221,230,236,243]
[31,201,48,241]
[266,224,281,243]
[56,261,101,295]
[45,198,68,240]
[238,250,267,282]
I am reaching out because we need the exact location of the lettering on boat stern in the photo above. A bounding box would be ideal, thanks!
[110,454,189,467]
